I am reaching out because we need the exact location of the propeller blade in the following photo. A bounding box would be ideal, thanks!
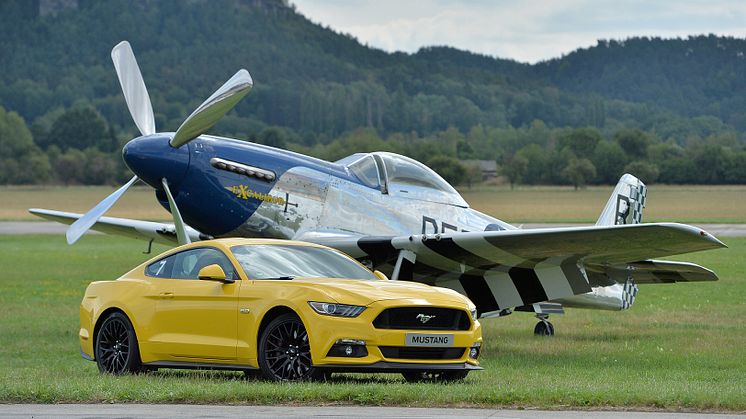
[111,41,156,136]
[161,178,191,245]
[170,69,253,148]
[66,175,139,244]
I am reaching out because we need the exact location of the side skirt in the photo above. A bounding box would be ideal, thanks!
[143,360,259,372]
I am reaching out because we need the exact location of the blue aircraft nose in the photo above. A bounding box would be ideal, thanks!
[122,134,190,189]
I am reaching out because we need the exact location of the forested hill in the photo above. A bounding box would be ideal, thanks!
[535,36,746,129]
[1,0,745,186]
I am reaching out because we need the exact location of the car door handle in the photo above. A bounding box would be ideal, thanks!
[158,292,174,299]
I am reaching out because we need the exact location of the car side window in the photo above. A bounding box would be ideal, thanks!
[146,247,237,280]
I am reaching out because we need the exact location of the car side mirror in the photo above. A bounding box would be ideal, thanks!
[373,270,389,281]
[198,264,233,283]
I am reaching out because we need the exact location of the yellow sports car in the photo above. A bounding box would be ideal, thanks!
[80,238,483,381]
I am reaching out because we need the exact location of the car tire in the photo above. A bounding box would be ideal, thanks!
[95,311,142,374]
[258,313,323,381]
[402,370,469,383]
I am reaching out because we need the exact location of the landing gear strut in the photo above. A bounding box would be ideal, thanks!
[533,314,554,336]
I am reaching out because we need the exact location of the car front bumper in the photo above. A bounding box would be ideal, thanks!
[305,300,483,371]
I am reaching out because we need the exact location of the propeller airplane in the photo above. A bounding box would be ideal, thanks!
[31,41,726,335]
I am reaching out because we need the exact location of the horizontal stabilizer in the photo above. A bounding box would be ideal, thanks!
[596,260,719,284]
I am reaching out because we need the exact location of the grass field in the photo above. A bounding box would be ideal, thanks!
[0,235,744,410]
[3,184,746,223]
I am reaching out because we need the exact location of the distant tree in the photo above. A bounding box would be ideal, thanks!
[562,158,597,190]
[614,128,652,160]
[81,148,118,185]
[558,127,602,159]
[0,106,35,159]
[258,127,288,149]
[427,155,467,186]
[54,149,86,185]
[46,106,115,151]
[516,144,549,184]
[501,155,528,190]
[592,141,628,184]
[456,140,475,159]
[462,161,483,189]
[691,144,728,184]
[623,161,659,184]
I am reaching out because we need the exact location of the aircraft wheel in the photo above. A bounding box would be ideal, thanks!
[95,311,142,374]
[533,320,555,336]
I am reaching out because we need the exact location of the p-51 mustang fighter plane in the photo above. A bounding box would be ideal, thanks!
[32,41,726,335]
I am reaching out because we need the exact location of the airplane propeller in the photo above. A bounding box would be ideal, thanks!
[65,41,253,245]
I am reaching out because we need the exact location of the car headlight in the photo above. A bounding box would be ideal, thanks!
[308,301,366,318]
[470,308,478,321]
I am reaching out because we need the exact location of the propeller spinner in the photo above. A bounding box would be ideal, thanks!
[65,41,253,245]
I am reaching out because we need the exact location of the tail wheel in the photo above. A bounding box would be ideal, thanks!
[402,370,469,383]
[95,312,142,374]
[258,313,323,381]
[534,320,555,336]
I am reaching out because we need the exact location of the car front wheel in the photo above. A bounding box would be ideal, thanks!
[258,313,323,381]
[95,311,142,374]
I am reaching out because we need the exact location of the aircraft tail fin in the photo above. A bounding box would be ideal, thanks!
[596,174,647,226]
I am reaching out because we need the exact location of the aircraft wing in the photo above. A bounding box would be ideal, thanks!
[29,208,204,246]
[298,223,725,315]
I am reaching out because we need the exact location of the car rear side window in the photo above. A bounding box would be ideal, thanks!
[146,247,237,280]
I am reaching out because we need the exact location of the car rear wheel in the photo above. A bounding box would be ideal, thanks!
[258,313,324,381]
[95,312,142,374]
[402,370,469,383]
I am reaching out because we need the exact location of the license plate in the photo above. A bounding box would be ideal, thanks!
[405,333,454,347]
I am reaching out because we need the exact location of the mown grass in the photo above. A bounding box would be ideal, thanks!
[0,185,170,221]
[460,184,746,224]
[0,235,744,410]
[3,184,746,223]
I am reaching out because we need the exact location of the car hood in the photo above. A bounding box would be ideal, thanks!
[291,278,470,307]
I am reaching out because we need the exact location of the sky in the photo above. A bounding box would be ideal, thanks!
[292,0,746,63]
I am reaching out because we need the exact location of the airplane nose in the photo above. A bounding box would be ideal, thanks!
[122,134,190,189]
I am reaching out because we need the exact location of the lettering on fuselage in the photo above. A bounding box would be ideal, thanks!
[421,216,469,234]
[226,185,286,205]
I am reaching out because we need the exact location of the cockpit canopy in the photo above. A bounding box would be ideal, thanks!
[338,152,468,207]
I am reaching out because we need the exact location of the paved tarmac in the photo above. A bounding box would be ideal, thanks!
[2,221,746,237]
[0,405,743,419]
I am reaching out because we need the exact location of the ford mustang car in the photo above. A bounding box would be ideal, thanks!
[79,238,483,381]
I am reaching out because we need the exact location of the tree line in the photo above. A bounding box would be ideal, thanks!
[1,0,745,187]
[2,103,745,188]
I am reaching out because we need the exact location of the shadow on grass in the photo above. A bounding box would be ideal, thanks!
[147,368,402,384]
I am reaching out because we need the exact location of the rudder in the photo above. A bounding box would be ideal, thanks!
[596,173,647,226]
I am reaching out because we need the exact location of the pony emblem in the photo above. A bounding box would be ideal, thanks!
[416,314,436,324]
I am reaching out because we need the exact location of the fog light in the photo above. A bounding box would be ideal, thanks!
[469,342,481,359]
[326,339,368,358]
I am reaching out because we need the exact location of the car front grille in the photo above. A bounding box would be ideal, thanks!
[379,346,465,360]
[373,307,471,331]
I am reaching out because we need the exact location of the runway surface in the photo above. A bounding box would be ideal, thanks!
[0,405,743,419]
[2,221,746,236]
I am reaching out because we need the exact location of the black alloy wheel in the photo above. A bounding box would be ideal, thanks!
[258,313,323,381]
[402,370,469,383]
[95,312,142,374]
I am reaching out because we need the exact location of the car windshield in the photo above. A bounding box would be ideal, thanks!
[230,244,377,281]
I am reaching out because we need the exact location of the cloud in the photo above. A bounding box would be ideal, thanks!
[293,0,746,63]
